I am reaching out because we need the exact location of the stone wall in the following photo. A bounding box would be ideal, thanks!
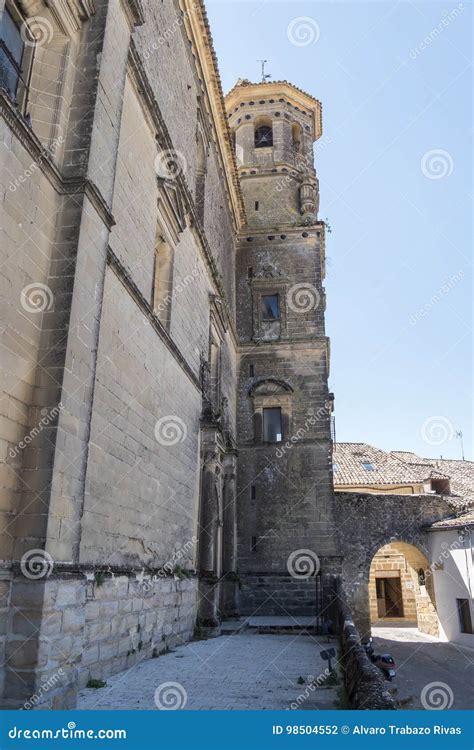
[0,0,240,708]
[335,580,396,710]
[335,492,456,638]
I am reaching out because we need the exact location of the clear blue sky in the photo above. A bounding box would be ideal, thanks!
[207,0,473,460]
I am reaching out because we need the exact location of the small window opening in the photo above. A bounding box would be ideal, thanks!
[249,364,255,377]
[263,407,282,443]
[255,125,273,148]
[255,201,259,211]
[261,294,280,321]
[457,598,473,634]
[251,485,256,500]
[251,536,258,552]
[362,462,376,471]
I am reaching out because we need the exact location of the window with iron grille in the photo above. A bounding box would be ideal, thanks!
[0,8,25,100]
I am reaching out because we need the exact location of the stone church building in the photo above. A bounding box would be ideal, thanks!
[0,0,467,709]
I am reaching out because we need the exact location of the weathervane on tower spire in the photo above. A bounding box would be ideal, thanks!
[257,59,272,83]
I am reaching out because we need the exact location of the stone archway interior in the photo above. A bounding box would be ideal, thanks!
[369,541,439,637]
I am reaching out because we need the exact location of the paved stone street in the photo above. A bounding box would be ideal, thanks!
[372,626,474,709]
[78,633,340,710]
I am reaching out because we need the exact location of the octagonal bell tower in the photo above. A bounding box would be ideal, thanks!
[226,79,339,621]
[226,79,322,227]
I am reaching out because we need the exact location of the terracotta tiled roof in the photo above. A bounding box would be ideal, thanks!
[226,78,321,107]
[332,443,441,488]
[333,443,474,505]
[392,453,474,500]
[429,510,474,530]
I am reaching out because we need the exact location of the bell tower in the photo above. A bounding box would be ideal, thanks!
[226,79,339,620]
[226,79,321,227]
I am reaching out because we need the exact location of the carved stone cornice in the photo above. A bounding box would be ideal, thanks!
[119,0,144,30]
[18,0,96,36]
[178,0,246,230]
[127,41,239,348]
[1,91,115,229]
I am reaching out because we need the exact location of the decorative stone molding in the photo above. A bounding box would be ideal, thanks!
[18,0,96,36]
[119,0,144,30]
[0,91,114,229]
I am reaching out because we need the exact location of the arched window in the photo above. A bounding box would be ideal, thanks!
[195,130,207,224]
[255,124,273,148]
[292,122,302,153]
[153,235,174,330]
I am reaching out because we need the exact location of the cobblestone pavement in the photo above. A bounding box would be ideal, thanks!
[78,633,340,710]
[372,626,474,709]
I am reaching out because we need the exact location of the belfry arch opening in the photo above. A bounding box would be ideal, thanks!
[369,541,440,637]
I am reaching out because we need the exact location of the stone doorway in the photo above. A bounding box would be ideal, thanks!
[369,541,439,636]
[375,575,404,618]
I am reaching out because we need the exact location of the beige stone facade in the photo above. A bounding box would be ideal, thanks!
[0,0,341,708]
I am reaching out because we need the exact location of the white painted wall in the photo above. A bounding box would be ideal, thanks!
[429,529,474,646]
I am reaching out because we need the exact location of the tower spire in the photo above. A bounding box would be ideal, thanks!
[257,59,272,83]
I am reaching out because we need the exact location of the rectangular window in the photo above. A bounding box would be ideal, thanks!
[249,364,254,377]
[255,201,259,211]
[0,8,25,99]
[263,407,282,442]
[251,536,257,552]
[251,485,256,500]
[457,598,473,634]
[261,294,280,321]
[362,462,376,471]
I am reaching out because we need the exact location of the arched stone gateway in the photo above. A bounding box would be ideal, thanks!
[335,492,459,639]
[369,541,438,636]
